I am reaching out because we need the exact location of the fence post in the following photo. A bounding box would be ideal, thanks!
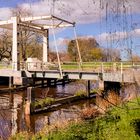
[113,62,116,72]
[101,62,104,73]
[9,76,13,88]
[121,62,123,74]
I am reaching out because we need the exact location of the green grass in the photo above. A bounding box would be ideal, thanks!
[10,98,140,140]
[31,97,55,108]
[40,98,140,140]
[0,64,12,69]
[75,90,86,97]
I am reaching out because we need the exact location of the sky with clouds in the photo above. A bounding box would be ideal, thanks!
[0,0,140,59]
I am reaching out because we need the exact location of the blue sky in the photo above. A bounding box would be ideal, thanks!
[0,0,26,8]
[0,0,39,8]
[0,0,140,60]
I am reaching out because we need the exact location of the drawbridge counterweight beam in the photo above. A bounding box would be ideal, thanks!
[0,15,80,74]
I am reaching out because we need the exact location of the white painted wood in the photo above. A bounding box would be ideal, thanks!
[43,32,48,62]
[0,19,13,25]
[43,24,73,29]
[12,17,18,71]
[19,22,42,30]
[0,15,74,72]
[21,15,52,22]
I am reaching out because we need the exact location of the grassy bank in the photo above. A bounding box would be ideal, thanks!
[10,97,140,140]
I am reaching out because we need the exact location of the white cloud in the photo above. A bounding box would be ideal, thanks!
[96,28,140,43]
[20,0,103,24]
[23,0,140,24]
[132,28,140,37]
[96,32,128,42]
[0,0,140,24]
[0,7,11,20]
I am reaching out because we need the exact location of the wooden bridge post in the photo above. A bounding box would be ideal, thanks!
[54,79,57,87]
[86,80,91,98]
[43,29,49,63]
[9,76,13,88]
[12,17,21,71]
[62,79,66,87]
[25,87,35,115]
[12,17,18,70]
[47,79,51,87]
[42,79,44,87]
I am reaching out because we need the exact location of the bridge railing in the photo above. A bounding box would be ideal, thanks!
[61,61,140,73]
[24,62,59,71]
[1,61,140,74]
[0,62,12,69]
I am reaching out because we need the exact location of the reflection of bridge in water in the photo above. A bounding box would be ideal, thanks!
[0,85,95,139]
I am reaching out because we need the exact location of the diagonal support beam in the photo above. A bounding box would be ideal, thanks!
[18,22,45,34]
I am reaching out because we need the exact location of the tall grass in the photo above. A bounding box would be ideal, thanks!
[95,91,121,113]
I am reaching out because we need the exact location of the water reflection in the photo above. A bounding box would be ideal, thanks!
[0,92,24,139]
[0,81,95,139]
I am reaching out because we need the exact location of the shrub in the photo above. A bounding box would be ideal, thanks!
[32,97,55,108]
[75,90,86,97]
[80,107,100,120]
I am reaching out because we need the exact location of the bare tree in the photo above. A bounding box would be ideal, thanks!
[0,32,12,61]
[102,48,121,62]
[11,6,43,61]
[11,5,32,17]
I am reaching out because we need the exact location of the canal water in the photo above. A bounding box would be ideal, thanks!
[0,81,97,139]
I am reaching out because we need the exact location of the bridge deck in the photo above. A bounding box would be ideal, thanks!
[0,61,139,85]
[28,70,135,83]
[0,69,136,83]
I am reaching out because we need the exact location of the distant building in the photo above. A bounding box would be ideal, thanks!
[26,58,41,70]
